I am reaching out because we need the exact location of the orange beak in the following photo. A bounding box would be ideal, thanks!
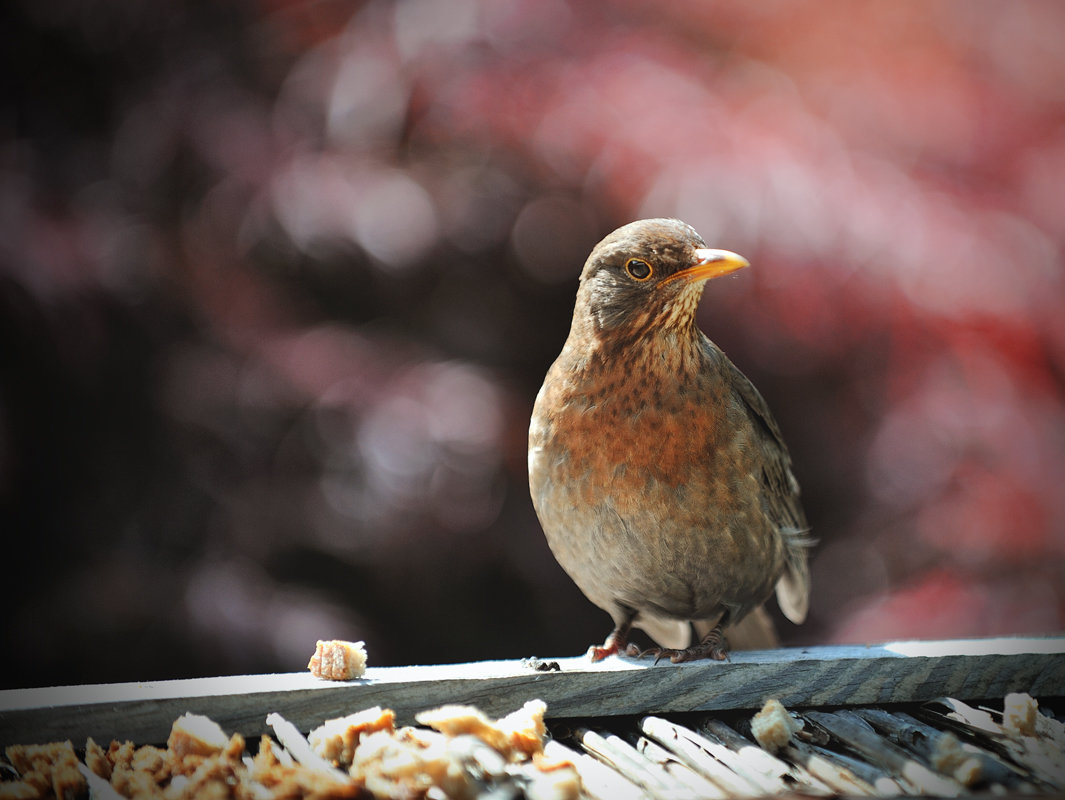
[660,248,750,286]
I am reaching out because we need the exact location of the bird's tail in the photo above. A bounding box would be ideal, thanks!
[776,526,813,624]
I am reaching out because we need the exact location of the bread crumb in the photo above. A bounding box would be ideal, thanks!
[415,699,548,762]
[498,700,548,759]
[4,741,85,800]
[416,705,505,750]
[353,728,468,798]
[751,698,802,753]
[309,706,396,767]
[308,639,367,681]
[930,731,982,786]
[2,700,570,800]
[523,761,582,800]
[167,712,231,760]
[84,737,112,781]
[0,778,45,799]
[1003,692,1038,737]
[132,744,170,782]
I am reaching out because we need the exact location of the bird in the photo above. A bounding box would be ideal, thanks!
[528,218,810,663]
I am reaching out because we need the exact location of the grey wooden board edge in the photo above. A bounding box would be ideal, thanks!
[1,636,1062,747]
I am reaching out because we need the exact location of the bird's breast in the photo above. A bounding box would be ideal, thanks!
[528,344,783,621]
[531,347,731,501]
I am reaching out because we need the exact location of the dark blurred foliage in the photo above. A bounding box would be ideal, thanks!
[2,0,1064,688]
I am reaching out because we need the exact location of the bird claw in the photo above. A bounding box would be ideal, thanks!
[675,643,731,662]
[620,644,677,663]
[626,638,731,663]
[588,616,732,664]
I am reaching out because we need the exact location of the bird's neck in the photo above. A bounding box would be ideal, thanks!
[557,318,712,388]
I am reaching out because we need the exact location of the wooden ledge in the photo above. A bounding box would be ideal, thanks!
[1,636,1062,747]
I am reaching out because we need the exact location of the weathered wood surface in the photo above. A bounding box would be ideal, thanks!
[1,636,1062,748]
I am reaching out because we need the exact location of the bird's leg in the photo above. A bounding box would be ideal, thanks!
[662,624,729,663]
[588,606,636,661]
[635,614,732,664]
[653,618,730,663]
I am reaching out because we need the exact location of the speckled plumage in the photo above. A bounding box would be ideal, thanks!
[529,218,810,662]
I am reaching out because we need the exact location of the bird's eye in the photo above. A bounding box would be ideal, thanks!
[625,258,653,281]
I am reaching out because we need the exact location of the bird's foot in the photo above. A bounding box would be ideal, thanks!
[622,643,664,660]
[656,643,731,663]
[628,628,731,663]
[589,615,643,662]
[670,626,731,662]
[588,632,628,662]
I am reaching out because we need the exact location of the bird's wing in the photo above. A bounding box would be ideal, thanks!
[724,357,812,624]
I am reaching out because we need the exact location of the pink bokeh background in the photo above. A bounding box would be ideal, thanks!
[2,0,1063,686]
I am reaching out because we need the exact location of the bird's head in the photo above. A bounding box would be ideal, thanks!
[573,218,749,345]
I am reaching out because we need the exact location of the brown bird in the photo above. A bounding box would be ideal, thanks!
[528,218,810,662]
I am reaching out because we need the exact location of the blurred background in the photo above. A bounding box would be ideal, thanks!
[2,0,1064,689]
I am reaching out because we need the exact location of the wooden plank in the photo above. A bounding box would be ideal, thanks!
[1,636,1062,748]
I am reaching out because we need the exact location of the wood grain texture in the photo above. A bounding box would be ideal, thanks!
[1,636,1062,748]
